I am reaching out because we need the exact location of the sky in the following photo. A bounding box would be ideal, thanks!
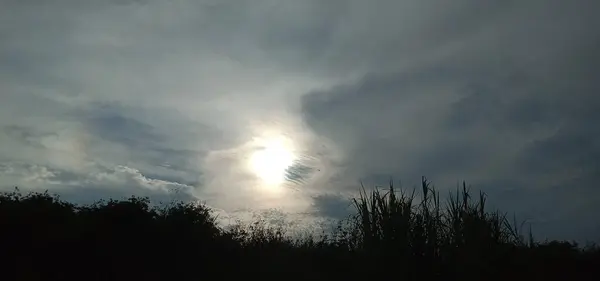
[1,0,599,242]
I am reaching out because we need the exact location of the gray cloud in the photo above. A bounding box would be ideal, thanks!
[299,0,600,241]
[0,162,195,204]
[1,0,599,241]
[311,193,353,220]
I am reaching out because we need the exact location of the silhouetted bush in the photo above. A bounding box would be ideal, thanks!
[0,178,598,280]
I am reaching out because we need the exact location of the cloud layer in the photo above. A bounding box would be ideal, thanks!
[1,0,599,241]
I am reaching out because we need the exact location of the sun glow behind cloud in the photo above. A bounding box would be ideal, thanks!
[248,135,296,188]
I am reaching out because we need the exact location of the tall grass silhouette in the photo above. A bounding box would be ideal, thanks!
[0,178,598,280]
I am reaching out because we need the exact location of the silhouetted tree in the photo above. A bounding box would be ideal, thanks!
[0,180,598,280]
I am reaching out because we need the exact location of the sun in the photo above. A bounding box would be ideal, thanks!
[249,136,296,185]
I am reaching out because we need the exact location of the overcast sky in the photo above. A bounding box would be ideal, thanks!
[1,0,599,242]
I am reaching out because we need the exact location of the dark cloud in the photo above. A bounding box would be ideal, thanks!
[518,122,600,177]
[86,109,163,147]
[311,194,353,220]
[285,159,316,185]
[480,179,600,243]
[298,0,600,241]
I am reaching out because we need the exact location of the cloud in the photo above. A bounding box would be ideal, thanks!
[0,162,195,204]
[1,0,599,241]
[298,0,600,241]
[311,194,353,220]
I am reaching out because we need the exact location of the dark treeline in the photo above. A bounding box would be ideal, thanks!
[1,177,598,280]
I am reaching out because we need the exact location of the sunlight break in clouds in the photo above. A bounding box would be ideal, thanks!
[248,135,297,187]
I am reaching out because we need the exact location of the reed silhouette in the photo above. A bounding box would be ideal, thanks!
[0,177,598,280]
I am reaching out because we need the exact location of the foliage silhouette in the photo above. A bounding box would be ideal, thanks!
[0,178,598,280]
